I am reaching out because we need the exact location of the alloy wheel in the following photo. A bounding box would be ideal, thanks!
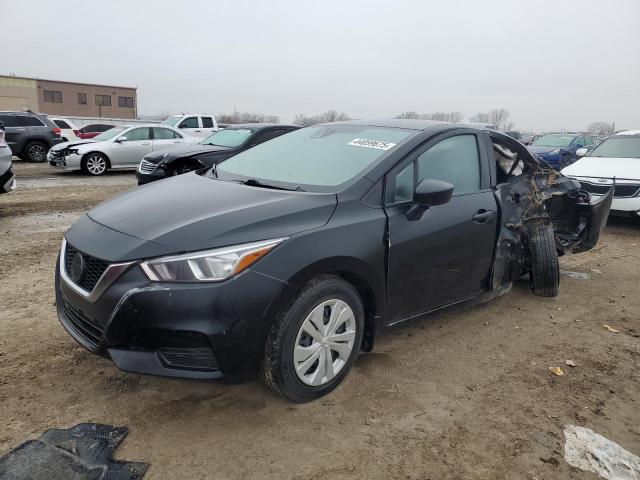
[294,299,356,386]
[28,144,46,161]
[86,155,107,175]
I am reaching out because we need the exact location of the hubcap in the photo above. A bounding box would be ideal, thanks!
[28,144,46,161]
[86,155,106,175]
[294,299,356,386]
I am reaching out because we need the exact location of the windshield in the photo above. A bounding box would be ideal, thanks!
[92,126,127,141]
[588,136,640,158]
[201,128,253,147]
[532,134,575,148]
[216,125,412,188]
[161,116,181,127]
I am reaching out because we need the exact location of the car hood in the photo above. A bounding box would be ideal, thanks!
[148,144,234,163]
[529,145,561,155]
[85,172,337,258]
[50,139,98,151]
[561,156,640,180]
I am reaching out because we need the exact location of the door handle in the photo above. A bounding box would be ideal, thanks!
[141,142,151,145]
[472,209,496,223]
[194,130,202,132]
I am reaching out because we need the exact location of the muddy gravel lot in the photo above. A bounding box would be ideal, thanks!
[1,159,639,479]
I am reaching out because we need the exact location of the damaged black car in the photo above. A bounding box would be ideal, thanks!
[55,120,612,402]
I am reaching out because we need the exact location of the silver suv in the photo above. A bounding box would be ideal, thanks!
[0,111,63,162]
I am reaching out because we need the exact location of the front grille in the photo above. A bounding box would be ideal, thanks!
[157,347,219,372]
[62,300,105,350]
[138,159,157,174]
[579,181,640,198]
[64,243,110,292]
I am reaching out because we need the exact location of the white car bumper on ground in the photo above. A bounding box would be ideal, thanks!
[569,176,640,217]
[47,150,83,171]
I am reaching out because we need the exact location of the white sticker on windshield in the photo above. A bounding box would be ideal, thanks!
[347,138,397,151]
[236,129,252,133]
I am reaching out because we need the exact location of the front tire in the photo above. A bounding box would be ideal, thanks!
[82,153,108,176]
[24,141,48,162]
[527,221,559,297]
[261,275,364,402]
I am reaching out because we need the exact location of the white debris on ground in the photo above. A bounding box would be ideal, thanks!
[563,425,640,479]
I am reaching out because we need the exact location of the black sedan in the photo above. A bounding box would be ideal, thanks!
[56,120,611,402]
[136,123,299,184]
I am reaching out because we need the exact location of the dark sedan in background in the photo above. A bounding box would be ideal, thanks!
[529,133,596,169]
[137,123,299,184]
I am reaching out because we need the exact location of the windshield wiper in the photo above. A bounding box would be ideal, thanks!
[234,178,304,191]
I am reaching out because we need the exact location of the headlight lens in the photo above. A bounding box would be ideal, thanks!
[140,238,287,282]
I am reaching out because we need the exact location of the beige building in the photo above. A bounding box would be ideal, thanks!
[0,75,137,119]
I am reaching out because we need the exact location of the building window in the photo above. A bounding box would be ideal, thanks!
[43,90,63,103]
[118,96,134,108]
[95,94,111,107]
[78,93,87,105]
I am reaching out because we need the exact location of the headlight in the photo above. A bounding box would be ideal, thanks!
[140,238,287,282]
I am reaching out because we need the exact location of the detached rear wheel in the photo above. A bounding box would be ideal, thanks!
[261,276,364,402]
[527,221,559,297]
[82,153,108,176]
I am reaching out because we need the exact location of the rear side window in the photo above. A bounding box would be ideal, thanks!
[123,128,151,141]
[19,116,46,127]
[98,124,114,132]
[201,117,214,128]
[54,119,71,129]
[179,117,199,129]
[0,115,19,127]
[153,127,180,140]
[417,135,480,194]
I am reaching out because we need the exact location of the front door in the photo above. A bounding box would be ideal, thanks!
[110,127,153,167]
[384,131,498,324]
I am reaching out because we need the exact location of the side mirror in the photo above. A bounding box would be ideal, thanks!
[576,147,588,157]
[116,136,127,143]
[414,179,454,206]
[407,179,454,221]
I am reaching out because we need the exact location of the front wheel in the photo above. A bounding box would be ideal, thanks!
[82,153,108,176]
[261,276,365,402]
[527,221,559,297]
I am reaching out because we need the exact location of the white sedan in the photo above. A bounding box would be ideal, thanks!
[47,124,200,176]
[562,130,640,218]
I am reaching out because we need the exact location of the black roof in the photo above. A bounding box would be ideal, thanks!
[224,123,297,131]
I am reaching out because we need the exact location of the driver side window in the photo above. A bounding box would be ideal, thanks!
[123,128,151,141]
[178,117,199,129]
[417,135,480,195]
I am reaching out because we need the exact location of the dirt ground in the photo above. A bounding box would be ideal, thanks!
[1,159,639,479]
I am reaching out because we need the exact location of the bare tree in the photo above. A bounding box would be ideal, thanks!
[396,111,463,122]
[587,121,615,136]
[469,109,513,130]
[293,110,351,126]
[396,111,421,119]
[469,112,490,124]
[217,112,280,124]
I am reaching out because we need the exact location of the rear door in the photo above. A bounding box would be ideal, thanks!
[200,116,217,137]
[151,127,184,151]
[110,127,153,167]
[0,115,21,153]
[384,130,498,323]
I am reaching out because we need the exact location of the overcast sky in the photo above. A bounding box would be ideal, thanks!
[2,0,639,131]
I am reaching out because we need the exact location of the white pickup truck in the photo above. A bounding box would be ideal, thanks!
[161,113,219,138]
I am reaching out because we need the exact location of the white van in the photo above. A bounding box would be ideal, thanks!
[161,114,218,138]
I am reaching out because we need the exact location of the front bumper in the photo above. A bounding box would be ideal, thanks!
[48,151,82,171]
[55,244,297,379]
[136,164,167,185]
